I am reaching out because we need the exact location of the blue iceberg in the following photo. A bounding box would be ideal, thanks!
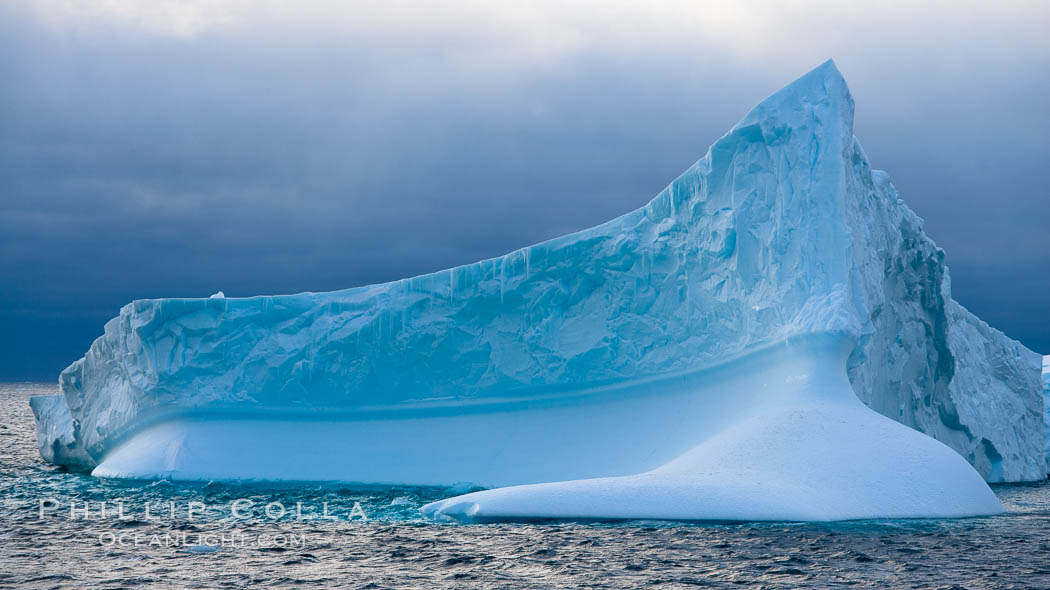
[1044,355,1050,472]
[31,61,1044,522]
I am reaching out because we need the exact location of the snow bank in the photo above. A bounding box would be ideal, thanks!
[422,336,1001,522]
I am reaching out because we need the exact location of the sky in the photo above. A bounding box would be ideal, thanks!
[1,0,1048,380]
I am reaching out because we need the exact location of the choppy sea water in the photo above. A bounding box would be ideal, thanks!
[2,383,1049,589]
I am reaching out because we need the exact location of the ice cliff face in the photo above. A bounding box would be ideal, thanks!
[1044,356,1050,474]
[840,157,1043,482]
[32,60,1044,482]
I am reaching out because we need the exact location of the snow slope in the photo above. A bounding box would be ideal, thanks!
[31,61,1043,520]
[422,336,1001,522]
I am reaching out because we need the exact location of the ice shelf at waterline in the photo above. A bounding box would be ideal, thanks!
[32,61,1043,522]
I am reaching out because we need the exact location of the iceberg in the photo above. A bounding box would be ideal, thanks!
[1044,355,1050,474]
[31,61,1043,521]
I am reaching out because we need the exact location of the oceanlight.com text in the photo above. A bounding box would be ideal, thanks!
[98,531,309,549]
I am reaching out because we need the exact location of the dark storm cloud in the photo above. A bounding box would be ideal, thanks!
[1,1,1047,379]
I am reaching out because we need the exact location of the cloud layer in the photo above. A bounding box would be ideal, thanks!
[2,1,1048,379]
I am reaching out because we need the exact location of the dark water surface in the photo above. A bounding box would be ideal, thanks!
[3,383,1049,589]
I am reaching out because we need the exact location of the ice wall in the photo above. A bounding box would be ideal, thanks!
[31,60,1044,482]
[29,394,93,470]
[841,153,1043,482]
[1044,355,1050,474]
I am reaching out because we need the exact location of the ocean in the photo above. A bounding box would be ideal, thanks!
[3,383,1048,589]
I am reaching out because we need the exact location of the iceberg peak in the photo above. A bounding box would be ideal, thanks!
[737,58,854,141]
